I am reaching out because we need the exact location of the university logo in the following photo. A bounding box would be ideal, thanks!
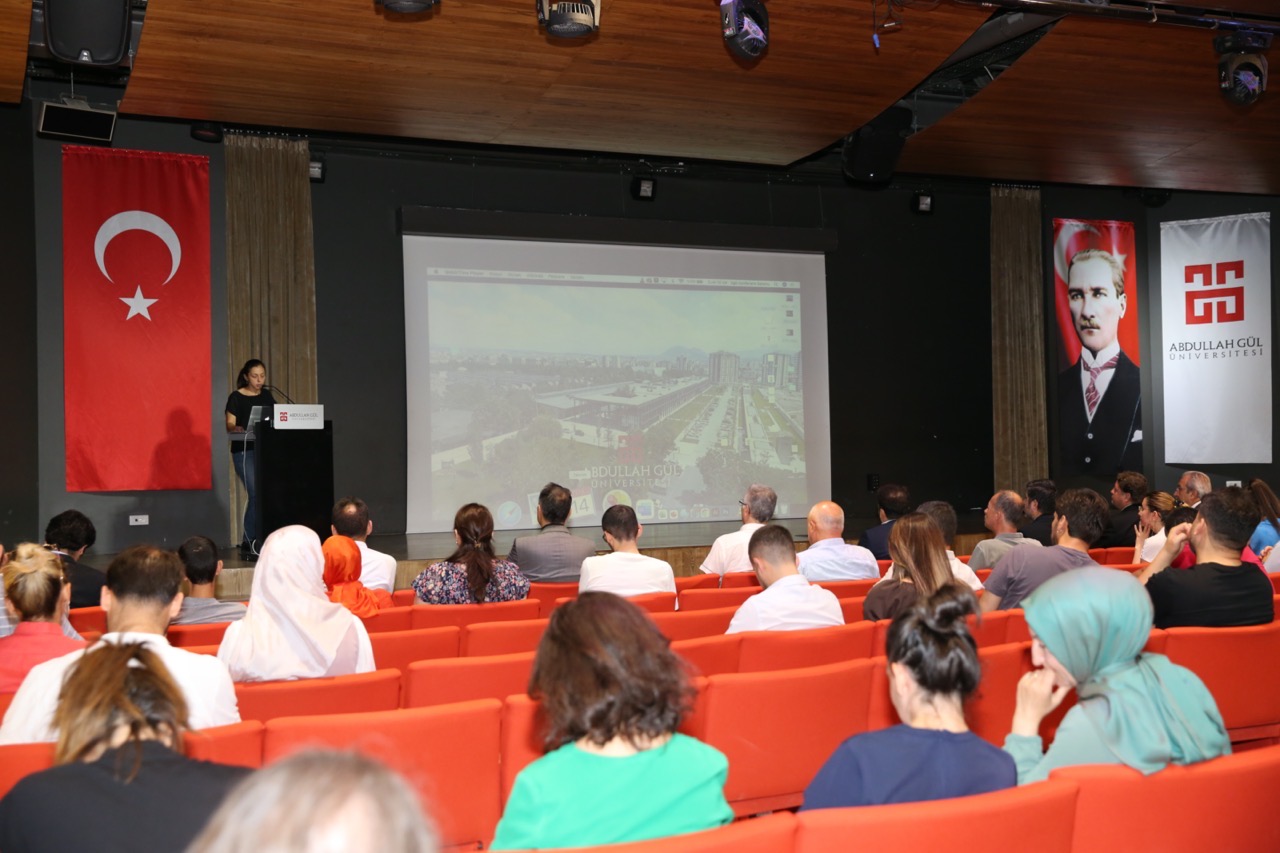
[1185,260,1245,324]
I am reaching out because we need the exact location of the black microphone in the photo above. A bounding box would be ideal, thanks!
[265,384,296,404]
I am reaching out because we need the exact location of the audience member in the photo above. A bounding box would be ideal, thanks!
[910,501,983,591]
[0,544,85,692]
[1246,478,1280,557]
[858,484,911,561]
[508,483,596,583]
[323,535,392,618]
[864,513,954,621]
[331,497,398,593]
[1174,470,1211,508]
[796,501,878,582]
[725,525,843,634]
[1019,479,1057,546]
[188,750,438,853]
[218,526,375,682]
[1138,486,1274,628]
[980,488,1107,612]
[0,545,240,743]
[0,643,250,852]
[43,509,105,609]
[802,586,1014,809]
[579,505,676,597]
[1098,471,1148,548]
[1004,568,1230,784]
[1161,506,1199,569]
[491,593,732,849]
[412,504,531,604]
[699,483,776,575]
[172,536,248,626]
[968,491,1041,571]
[1131,491,1175,564]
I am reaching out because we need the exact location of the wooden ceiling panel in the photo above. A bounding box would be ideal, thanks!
[898,15,1280,194]
[122,0,988,165]
[0,0,30,102]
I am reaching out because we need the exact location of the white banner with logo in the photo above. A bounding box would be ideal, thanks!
[1161,212,1271,463]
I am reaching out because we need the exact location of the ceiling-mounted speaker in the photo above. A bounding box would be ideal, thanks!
[43,0,131,66]
[38,98,116,144]
[841,106,914,184]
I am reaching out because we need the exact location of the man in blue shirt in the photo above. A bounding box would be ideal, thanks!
[797,501,878,581]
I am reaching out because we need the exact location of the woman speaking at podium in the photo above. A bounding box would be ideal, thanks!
[225,359,276,560]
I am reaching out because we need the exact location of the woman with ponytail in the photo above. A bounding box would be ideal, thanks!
[802,585,1016,809]
[0,643,249,852]
[412,503,531,604]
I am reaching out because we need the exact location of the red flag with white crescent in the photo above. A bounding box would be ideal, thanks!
[62,146,211,491]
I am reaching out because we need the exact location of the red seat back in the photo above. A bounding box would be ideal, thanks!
[648,607,739,641]
[737,622,875,673]
[719,572,761,588]
[403,652,535,708]
[813,579,878,598]
[794,779,1079,852]
[675,574,720,592]
[264,700,503,851]
[391,588,417,606]
[671,634,743,677]
[524,582,580,617]
[367,626,461,677]
[678,587,757,612]
[463,618,549,657]
[537,813,797,852]
[966,610,1010,647]
[410,599,541,629]
[1163,622,1280,739]
[359,605,414,632]
[167,621,234,647]
[1103,546,1136,565]
[183,720,264,767]
[67,606,107,635]
[0,742,55,799]
[840,597,865,623]
[701,659,874,815]
[234,669,401,723]
[625,591,678,612]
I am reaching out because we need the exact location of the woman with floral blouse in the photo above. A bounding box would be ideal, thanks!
[412,503,531,604]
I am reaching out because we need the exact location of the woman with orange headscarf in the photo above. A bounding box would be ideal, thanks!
[322,535,391,618]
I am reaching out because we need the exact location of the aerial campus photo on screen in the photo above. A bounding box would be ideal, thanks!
[423,275,807,529]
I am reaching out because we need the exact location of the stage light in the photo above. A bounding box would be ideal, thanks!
[720,0,768,61]
[1215,32,1269,106]
[190,121,223,144]
[377,0,438,14]
[537,0,600,38]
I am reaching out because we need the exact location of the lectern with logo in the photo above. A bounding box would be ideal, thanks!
[254,405,333,543]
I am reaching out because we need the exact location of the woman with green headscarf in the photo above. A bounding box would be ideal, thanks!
[1003,567,1230,784]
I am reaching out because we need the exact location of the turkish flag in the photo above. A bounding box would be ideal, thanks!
[63,146,211,491]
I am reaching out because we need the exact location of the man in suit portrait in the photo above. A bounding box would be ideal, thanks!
[1057,246,1142,486]
[507,482,597,583]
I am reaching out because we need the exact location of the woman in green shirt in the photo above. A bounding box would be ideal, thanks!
[490,592,733,850]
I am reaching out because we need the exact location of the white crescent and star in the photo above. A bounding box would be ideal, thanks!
[92,210,182,321]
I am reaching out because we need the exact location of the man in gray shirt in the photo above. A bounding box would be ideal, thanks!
[980,488,1108,612]
[969,491,1041,571]
[172,535,247,625]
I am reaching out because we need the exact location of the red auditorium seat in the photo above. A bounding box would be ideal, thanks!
[462,618,549,656]
[876,559,892,575]
[183,720,264,767]
[675,574,719,592]
[1162,622,1280,744]
[182,643,221,657]
[701,659,874,816]
[965,610,1012,647]
[624,591,678,612]
[648,607,739,641]
[794,779,1079,852]
[537,812,797,852]
[403,651,535,708]
[524,582,580,617]
[0,692,15,718]
[167,621,234,647]
[67,606,107,635]
[1103,546,1136,565]
[678,588,757,612]
[410,599,541,629]
[367,626,461,677]
[671,634,743,677]
[813,579,878,598]
[840,597,864,623]
[719,573,760,588]
[391,588,417,606]
[0,742,55,799]
[234,669,401,723]
[263,700,504,851]
[1052,745,1280,850]
[1087,548,1107,563]
[1270,572,1280,595]
[359,605,414,632]
[736,622,874,673]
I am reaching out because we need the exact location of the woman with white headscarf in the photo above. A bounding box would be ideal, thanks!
[218,526,375,682]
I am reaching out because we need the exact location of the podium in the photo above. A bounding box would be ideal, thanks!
[253,413,333,545]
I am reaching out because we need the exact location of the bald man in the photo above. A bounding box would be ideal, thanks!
[796,501,879,582]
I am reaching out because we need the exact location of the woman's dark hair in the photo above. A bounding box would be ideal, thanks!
[53,643,189,779]
[449,503,496,602]
[530,592,693,750]
[885,585,982,699]
[1249,478,1280,536]
[236,359,265,389]
[1163,505,1198,534]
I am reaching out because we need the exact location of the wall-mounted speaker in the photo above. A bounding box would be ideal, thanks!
[43,0,131,65]
[38,100,117,144]
[842,106,914,184]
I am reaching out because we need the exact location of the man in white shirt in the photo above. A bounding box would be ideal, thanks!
[726,524,843,634]
[796,501,878,581]
[579,505,676,597]
[0,545,240,744]
[880,501,984,591]
[332,497,398,593]
[699,483,776,576]
[968,491,1041,571]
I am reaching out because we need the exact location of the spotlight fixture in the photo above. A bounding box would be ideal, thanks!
[376,0,438,14]
[1215,32,1270,106]
[719,0,768,61]
[190,121,223,144]
[536,0,600,38]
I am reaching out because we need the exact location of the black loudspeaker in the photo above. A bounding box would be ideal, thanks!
[44,0,131,65]
[841,106,914,184]
[38,100,116,144]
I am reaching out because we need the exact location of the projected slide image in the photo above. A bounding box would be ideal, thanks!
[422,276,805,529]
